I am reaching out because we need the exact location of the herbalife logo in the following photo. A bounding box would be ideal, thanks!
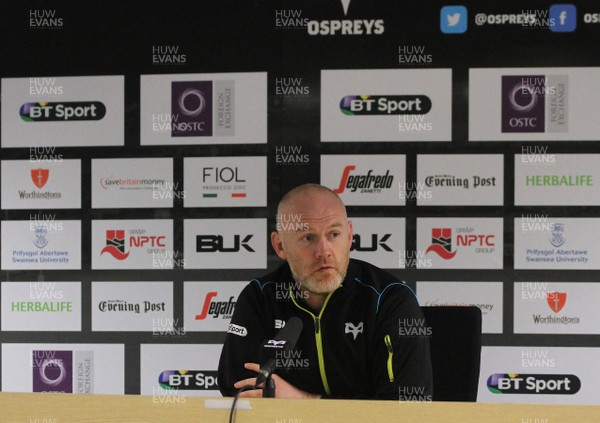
[307,0,385,36]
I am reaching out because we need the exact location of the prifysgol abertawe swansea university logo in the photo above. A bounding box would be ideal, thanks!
[546,291,566,313]
[425,228,457,259]
[100,230,130,260]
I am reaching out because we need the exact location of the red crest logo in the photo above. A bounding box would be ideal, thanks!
[31,168,49,189]
[546,291,566,313]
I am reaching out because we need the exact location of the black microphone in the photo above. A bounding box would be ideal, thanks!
[255,316,303,388]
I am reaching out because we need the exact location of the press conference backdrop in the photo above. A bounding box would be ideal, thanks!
[0,0,599,405]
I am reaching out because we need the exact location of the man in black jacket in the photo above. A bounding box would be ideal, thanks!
[218,183,433,400]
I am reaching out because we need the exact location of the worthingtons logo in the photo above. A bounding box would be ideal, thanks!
[195,292,236,320]
[20,102,106,122]
[19,168,62,200]
[531,291,580,325]
[100,229,167,260]
[340,95,431,115]
[158,370,218,390]
[487,373,580,395]
[333,166,394,194]
[307,0,384,36]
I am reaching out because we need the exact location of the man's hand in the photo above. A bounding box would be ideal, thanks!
[233,363,321,399]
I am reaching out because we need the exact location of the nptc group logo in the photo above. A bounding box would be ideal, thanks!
[100,230,130,260]
[547,291,566,313]
[425,228,457,259]
[171,81,213,137]
[31,168,49,189]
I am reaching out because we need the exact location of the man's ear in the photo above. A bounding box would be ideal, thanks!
[271,231,287,260]
[347,220,353,243]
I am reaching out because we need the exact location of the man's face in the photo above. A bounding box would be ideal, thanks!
[271,190,353,295]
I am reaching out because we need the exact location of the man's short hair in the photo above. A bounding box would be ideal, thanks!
[276,184,346,224]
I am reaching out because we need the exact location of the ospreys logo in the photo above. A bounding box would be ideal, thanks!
[344,321,364,340]
[307,0,385,36]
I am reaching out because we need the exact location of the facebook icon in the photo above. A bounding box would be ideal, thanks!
[549,4,577,32]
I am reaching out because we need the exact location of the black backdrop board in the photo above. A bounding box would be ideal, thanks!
[0,0,599,400]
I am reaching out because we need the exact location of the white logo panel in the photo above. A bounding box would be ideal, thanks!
[416,155,503,206]
[416,218,503,269]
[515,154,600,206]
[478,347,600,405]
[92,158,175,208]
[349,217,405,269]
[91,219,174,269]
[92,282,173,331]
[1,75,124,147]
[1,160,81,209]
[140,72,267,145]
[184,219,266,269]
[140,344,221,397]
[514,282,600,334]
[470,67,600,141]
[2,343,124,394]
[1,282,81,331]
[514,218,600,269]
[1,220,81,270]
[321,69,451,142]
[417,281,503,334]
[320,155,406,206]
[184,281,247,332]
[184,156,267,207]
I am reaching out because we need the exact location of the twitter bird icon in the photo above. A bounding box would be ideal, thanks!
[441,6,468,33]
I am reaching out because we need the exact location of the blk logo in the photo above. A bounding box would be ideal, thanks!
[196,235,254,252]
[31,168,49,189]
[351,234,392,252]
[546,292,566,313]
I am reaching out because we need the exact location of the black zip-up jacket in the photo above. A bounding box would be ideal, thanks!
[218,259,433,400]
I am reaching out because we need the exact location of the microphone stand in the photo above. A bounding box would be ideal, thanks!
[262,375,276,398]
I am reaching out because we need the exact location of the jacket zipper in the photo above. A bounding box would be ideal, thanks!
[290,285,335,395]
[384,334,394,383]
